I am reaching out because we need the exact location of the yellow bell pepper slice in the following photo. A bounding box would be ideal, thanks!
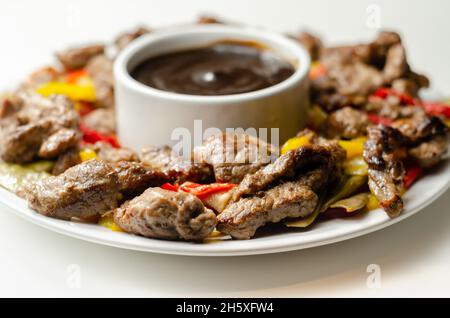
[308,104,328,129]
[37,81,96,102]
[79,149,97,162]
[281,135,312,155]
[343,156,368,176]
[366,194,379,211]
[445,119,450,127]
[339,137,367,159]
[99,214,123,232]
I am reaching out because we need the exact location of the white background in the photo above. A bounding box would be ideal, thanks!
[1,0,450,297]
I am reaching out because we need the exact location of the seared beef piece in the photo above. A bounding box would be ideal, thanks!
[311,31,429,111]
[313,92,367,112]
[326,107,370,139]
[292,31,323,61]
[56,45,105,70]
[383,44,408,83]
[193,133,278,183]
[232,140,346,202]
[52,147,81,175]
[21,67,60,90]
[115,27,150,51]
[0,92,80,164]
[92,141,138,163]
[217,176,320,240]
[114,188,217,241]
[114,161,169,198]
[39,128,79,159]
[325,61,384,96]
[365,94,426,120]
[140,146,214,183]
[0,124,46,163]
[392,115,449,167]
[391,78,419,97]
[367,169,403,217]
[23,159,119,220]
[82,108,116,135]
[409,136,449,168]
[392,114,448,143]
[85,55,114,108]
[363,125,409,217]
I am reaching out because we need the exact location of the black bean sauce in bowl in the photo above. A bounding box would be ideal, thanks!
[130,41,295,96]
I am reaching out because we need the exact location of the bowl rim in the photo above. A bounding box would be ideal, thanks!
[114,24,311,103]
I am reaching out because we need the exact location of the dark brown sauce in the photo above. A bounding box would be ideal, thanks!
[130,41,295,96]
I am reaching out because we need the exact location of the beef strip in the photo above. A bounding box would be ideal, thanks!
[85,55,114,108]
[82,108,116,135]
[231,138,345,202]
[325,107,370,139]
[23,159,119,220]
[56,45,105,70]
[311,31,429,111]
[193,133,278,183]
[115,27,150,51]
[217,176,320,240]
[392,114,449,167]
[39,128,79,159]
[292,31,323,61]
[52,147,81,175]
[21,67,60,90]
[392,114,448,143]
[114,188,217,241]
[140,146,214,183]
[408,136,449,168]
[114,161,169,198]
[0,91,80,163]
[363,125,409,217]
[383,43,408,83]
[92,141,138,163]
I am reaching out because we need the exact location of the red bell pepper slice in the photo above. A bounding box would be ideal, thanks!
[66,69,89,84]
[179,182,237,199]
[77,101,95,117]
[421,102,450,119]
[309,63,327,80]
[404,165,423,189]
[80,123,120,148]
[373,88,416,106]
[161,183,179,192]
[366,113,394,126]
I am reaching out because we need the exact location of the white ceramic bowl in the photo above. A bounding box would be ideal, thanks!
[114,25,311,151]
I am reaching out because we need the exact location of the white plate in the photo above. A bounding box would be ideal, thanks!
[1,159,449,256]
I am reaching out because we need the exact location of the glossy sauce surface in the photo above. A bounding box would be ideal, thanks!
[130,41,295,96]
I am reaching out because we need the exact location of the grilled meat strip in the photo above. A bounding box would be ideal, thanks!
[217,134,345,239]
[325,107,370,139]
[114,188,217,241]
[0,91,80,164]
[85,55,115,108]
[193,133,278,183]
[363,125,409,217]
[232,139,345,202]
[310,31,429,112]
[23,159,119,220]
[141,146,214,184]
[115,26,150,52]
[217,168,328,239]
[24,158,170,220]
[56,44,104,70]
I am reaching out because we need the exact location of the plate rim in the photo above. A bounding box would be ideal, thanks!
[1,160,449,257]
